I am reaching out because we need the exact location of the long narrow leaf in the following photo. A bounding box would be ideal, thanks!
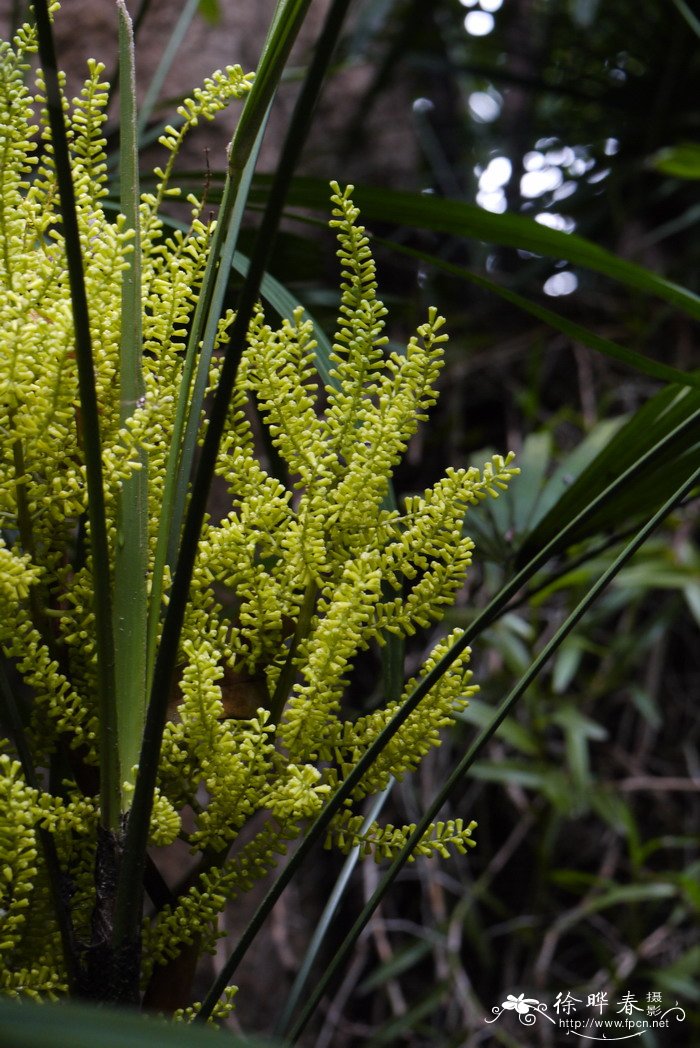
[248,176,700,320]
[165,108,272,567]
[33,0,118,829]
[518,386,700,564]
[671,0,700,39]
[273,783,394,1038]
[375,237,700,389]
[115,0,149,800]
[0,998,280,1048]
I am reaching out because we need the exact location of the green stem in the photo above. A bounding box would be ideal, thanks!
[273,781,394,1037]
[671,0,700,39]
[269,579,318,723]
[11,437,34,558]
[114,0,149,802]
[105,0,156,112]
[33,0,118,831]
[161,110,270,578]
[165,108,272,569]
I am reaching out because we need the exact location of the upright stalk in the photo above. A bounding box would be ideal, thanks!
[33,0,118,830]
[114,0,149,801]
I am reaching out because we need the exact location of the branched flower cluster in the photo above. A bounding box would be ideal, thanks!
[0,21,517,1004]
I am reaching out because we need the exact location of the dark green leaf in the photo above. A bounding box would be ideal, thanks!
[524,418,625,530]
[650,143,700,179]
[249,175,700,320]
[506,432,554,536]
[577,882,677,914]
[517,386,700,565]
[0,999,280,1048]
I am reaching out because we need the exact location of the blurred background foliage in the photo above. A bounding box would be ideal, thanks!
[3,0,699,1043]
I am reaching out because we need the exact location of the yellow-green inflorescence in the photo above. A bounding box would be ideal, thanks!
[0,21,517,1001]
